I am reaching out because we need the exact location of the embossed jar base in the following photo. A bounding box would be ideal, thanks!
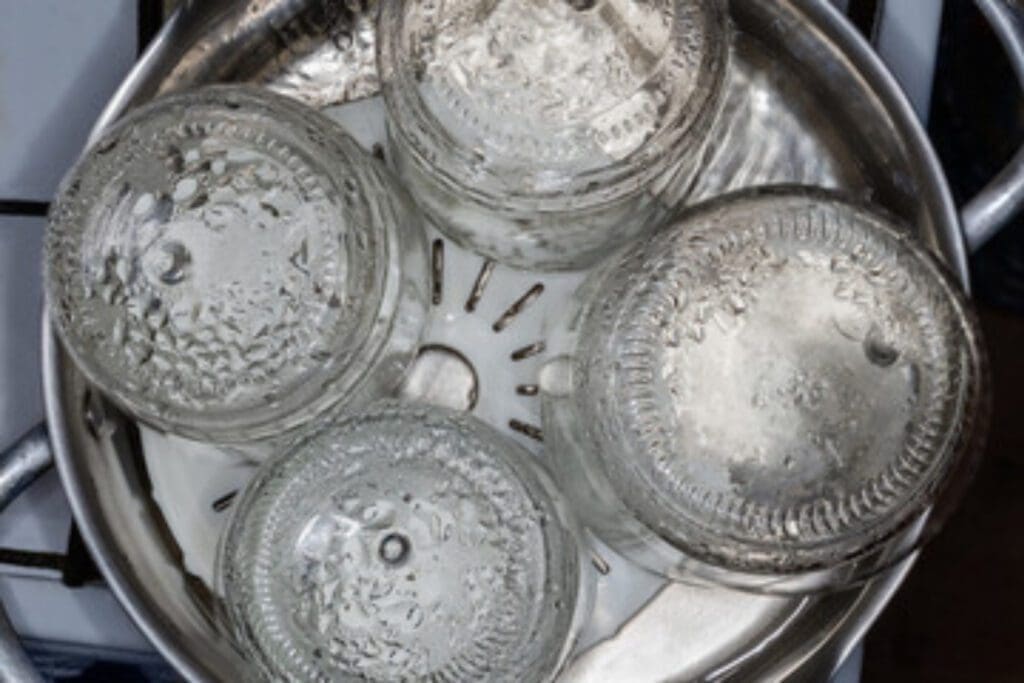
[219,403,589,682]
[45,85,429,443]
[542,187,986,592]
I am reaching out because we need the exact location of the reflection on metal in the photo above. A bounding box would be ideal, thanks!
[0,423,53,512]
[963,0,1024,252]
[0,423,52,683]
[874,0,941,122]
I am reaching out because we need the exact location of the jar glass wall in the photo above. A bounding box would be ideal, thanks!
[45,85,429,443]
[379,0,729,270]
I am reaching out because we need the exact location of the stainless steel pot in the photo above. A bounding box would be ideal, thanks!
[2,0,1023,681]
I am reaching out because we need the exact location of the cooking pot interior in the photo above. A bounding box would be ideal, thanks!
[47,1,963,681]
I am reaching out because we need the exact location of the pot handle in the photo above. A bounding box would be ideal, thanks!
[963,0,1024,252]
[0,423,52,683]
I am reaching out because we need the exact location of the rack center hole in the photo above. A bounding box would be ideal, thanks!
[401,344,479,411]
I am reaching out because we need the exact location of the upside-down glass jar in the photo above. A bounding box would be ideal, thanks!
[542,187,987,593]
[218,402,589,682]
[379,0,729,271]
[45,85,429,443]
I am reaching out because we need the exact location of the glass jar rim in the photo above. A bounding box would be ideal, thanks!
[571,187,987,577]
[45,85,397,442]
[219,402,587,681]
[378,0,730,213]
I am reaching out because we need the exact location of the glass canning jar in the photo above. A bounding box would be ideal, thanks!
[218,402,589,682]
[379,0,729,270]
[45,85,429,443]
[542,187,987,592]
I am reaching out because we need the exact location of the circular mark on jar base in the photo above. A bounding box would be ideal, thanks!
[144,240,192,286]
[863,331,899,367]
[400,344,479,411]
[379,532,411,567]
